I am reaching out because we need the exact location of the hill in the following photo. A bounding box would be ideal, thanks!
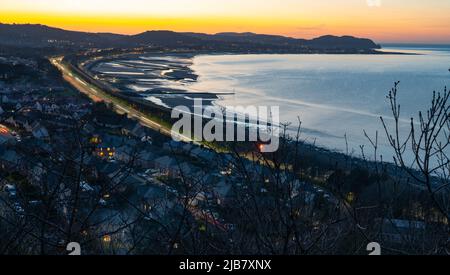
[0,23,381,52]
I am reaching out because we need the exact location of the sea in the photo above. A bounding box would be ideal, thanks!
[188,45,450,162]
[93,45,450,163]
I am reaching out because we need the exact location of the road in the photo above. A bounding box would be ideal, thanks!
[50,57,193,143]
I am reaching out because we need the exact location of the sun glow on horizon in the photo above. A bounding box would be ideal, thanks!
[1,0,449,43]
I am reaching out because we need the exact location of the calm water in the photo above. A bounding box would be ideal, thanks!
[189,46,450,160]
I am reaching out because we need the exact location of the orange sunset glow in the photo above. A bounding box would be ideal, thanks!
[1,0,450,43]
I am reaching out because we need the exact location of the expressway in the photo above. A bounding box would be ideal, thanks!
[50,57,193,143]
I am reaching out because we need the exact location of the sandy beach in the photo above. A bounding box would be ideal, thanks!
[88,53,225,111]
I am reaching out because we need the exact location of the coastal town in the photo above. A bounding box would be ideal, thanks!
[0,53,222,250]
[0,52,342,254]
[0,21,448,256]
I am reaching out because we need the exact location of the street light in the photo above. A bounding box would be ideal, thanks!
[102,235,112,243]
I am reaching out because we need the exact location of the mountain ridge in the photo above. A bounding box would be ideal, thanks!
[0,23,381,52]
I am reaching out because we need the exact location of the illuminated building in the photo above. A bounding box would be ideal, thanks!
[95,147,115,159]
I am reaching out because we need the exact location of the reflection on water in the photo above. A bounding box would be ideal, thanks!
[189,46,450,161]
[90,47,450,162]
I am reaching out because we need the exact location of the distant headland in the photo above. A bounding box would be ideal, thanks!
[0,23,381,54]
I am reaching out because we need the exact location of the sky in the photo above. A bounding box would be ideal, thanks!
[1,0,449,43]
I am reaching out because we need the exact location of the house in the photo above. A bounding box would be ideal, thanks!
[140,185,176,221]
[44,116,74,129]
[130,123,148,139]
[0,149,22,170]
[99,162,122,179]
[28,162,46,185]
[135,150,155,168]
[142,185,170,206]
[1,95,12,104]
[380,219,426,246]
[95,147,115,159]
[244,161,271,179]
[189,147,204,158]
[85,159,108,179]
[44,103,60,114]
[93,113,125,129]
[0,125,15,145]
[212,180,233,206]
[122,122,137,136]
[102,134,128,148]
[31,122,49,139]
[34,102,43,112]
[163,140,185,153]
[83,123,96,134]
[188,192,207,207]
[6,115,31,129]
[144,199,176,221]
[116,173,148,187]
[170,162,198,178]
[154,156,178,176]
[182,142,194,154]
[154,156,198,179]
[189,147,216,162]
[114,145,134,163]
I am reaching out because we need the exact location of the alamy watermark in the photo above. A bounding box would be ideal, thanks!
[171,98,280,153]
[66,242,81,255]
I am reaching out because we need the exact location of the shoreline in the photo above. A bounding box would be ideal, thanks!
[56,51,444,189]
[84,48,415,108]
[82,50,420,157]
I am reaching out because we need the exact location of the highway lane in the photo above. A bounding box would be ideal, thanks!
[50,57,193,143]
